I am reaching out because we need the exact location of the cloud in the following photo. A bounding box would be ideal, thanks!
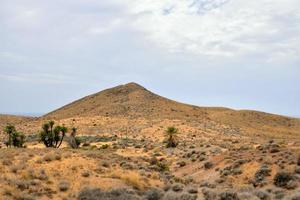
[0,0,299,116]
[0,72,75,84]
[116,0,300,62]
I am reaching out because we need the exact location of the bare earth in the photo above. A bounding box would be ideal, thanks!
[0,82,300,200]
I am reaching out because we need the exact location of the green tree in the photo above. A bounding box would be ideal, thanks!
[4,125,16,147]
[164,126,179,148]
[4,125,25,148]
[40,121,68,148]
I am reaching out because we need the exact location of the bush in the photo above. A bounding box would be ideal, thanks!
[3,125,25,148]
[219,192,239,200]
[78,187,141,200]
[144,188,164,200]
[254,165,271,186]
[156,161,169,172]
[100,144,110,149]
[273,172,293,188]
[58,180,70,191]
[163,192,197,200]
[164,127,179,148]
[81,171,90,177]
[204,162,213,170]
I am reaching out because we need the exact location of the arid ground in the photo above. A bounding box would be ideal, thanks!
[0,83,300,200]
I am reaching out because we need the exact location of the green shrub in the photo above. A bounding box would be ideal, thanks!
[273,172,293,188]
[164,127,179,148]
[100,144,109,149]
[156,161,169,172]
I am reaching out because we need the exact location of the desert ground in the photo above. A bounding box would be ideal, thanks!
[0,83,300,200]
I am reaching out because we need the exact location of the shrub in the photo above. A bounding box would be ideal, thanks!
[273,172,293,188]
[164,127,179,148]
[58,180,70,191]
[219,191,239,200]
[78,187,141,200]
[163,192,197,200]
[204,162,213,169]
[172,184,184,192]
[254,165,271,185]
[39,121,67,148]
[144,188,164,200]
[81,171,90,177]
[100,144,110,149]
[108,170,147,190]
[3,125,25,148]
[156,161,169,172]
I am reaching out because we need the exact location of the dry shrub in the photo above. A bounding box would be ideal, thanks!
[10,164,26,173]
[58,180,70,192]
[108,170,148,190]
[43,152,62,162]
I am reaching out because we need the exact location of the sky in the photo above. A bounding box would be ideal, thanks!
[0,0,299,117]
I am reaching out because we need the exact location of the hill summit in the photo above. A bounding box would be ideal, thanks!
[44,82,207,120]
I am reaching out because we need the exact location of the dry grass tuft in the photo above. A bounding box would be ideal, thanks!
[108,170,148,190]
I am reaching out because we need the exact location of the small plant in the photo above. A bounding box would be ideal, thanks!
[58,180,70,192]
[156,161,169,172]
[273,172,293,188]
[39,121,68,148]
[100,144,109,149]
[3,125,25,148]
[164,126,179,148]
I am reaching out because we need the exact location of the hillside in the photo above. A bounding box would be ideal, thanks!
[44,82,209,120]
[0,114,34,130]
[0,82,299,139]
[1,83,300,199]
[41,82,300,138]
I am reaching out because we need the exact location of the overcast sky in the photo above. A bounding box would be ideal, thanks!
[0,0,299,117]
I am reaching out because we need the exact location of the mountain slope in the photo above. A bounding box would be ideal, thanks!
[44,82,210,120]
[42,82,300,138]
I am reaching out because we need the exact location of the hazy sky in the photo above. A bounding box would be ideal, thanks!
[0,0,299,117]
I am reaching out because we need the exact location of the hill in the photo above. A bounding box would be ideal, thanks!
[0,114,34,129]
[41,82,300,138]
[1,83,300,199]
[44,82,210,120]
[1,82,299,139]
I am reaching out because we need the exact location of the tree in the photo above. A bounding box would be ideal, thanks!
[3,125,25,148]
[164,126,179,148]
[67,127,81,149]
[4,125,15,147]
[40,121,68,148]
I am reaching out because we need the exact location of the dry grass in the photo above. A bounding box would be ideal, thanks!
[107,170,148,191]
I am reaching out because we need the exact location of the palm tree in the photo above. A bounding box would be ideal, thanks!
[57,126,68,148]
[49,120,55,133]
[53,126,62,147]
[40,121,68,148]
[165,126,179,148]
[4,125,16,147]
